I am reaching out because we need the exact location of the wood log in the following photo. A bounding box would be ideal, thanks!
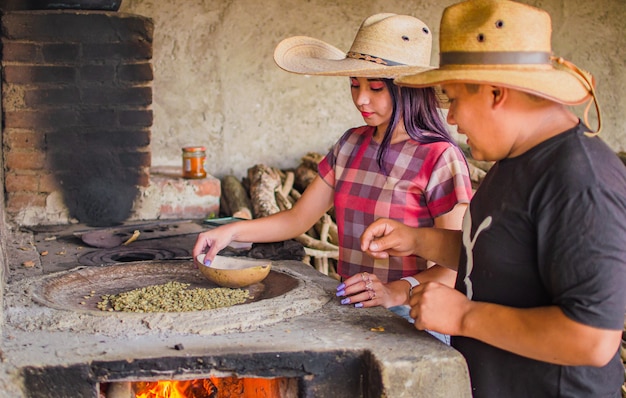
[279,171,295,198]
[467,158,494,173]
[303,246,339,259]
[221,175,253,219]
[295,233,338,252]
[314,213,338,245]
[247,164,282,218]
[295,152,323,191]
[467,161,487,189]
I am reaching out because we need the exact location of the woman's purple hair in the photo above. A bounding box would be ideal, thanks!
[377,78,458,174]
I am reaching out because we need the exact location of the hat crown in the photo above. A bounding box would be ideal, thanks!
[349,13,432,67]
[440,0,552,55]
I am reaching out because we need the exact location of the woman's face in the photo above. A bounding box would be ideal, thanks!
[350,77,393,133]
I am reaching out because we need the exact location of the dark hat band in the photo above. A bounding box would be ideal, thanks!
[346,51,405,66]
[441,51,551,66]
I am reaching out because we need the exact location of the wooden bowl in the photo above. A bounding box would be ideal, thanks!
[196,254,271,288]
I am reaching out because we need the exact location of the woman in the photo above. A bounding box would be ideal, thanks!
[193,13,472,333]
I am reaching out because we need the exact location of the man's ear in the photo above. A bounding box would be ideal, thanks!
[490,85,506,108]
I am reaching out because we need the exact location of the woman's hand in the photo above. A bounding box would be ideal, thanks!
[192,225,237,267]
[336,272,406,308]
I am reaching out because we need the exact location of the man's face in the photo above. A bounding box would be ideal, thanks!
[441,83,510,162]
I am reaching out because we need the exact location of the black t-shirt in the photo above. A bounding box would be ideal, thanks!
[453,123,626,397]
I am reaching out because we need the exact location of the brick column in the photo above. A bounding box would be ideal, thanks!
[1,10,153,226]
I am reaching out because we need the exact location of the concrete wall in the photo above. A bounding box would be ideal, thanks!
[119,0,626,179]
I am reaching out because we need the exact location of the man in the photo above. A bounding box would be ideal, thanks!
[360,1,626,396]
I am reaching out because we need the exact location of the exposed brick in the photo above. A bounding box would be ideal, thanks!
[4,109,78,129]
[45,150,150,172]
[119,151,151,168]
[77,109,118,126]
[4,173,39,192]
[80,64,115,83]
[1,82,26,110]
[41,43,80,63]
[24,87,81,107]
[5,150,46,171]
[1,12,153,44]
[46,129,151,148]
[1,11,156,225]
[3,129,45,150]
[82,86,152,106]
[137,169,150,187]
[193,177,221,197]
[159,204,219,219]
[4,109,77,129]
[5,192,47,212]
[119,109,153,127]
[0,40,40,62]
[38,172,60,193]
[2,65,76,84]
[83,41,152,60]
[118,63,153,82]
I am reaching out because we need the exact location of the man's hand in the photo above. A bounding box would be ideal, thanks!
[409,282,471,335]
[360,218,419,258]
[361,218,463,269]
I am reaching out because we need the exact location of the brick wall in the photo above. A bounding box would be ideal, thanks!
[1,11,154,226]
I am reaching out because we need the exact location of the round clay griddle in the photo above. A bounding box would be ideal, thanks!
[32,260,298,313]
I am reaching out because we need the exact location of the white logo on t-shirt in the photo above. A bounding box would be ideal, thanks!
[462,211,492,300]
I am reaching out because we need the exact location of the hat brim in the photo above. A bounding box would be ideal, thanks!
[274,36,433,78]
[395,66,593,105]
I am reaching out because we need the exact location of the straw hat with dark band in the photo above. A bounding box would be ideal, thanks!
[395,0,596,107]
[273,13,435,78]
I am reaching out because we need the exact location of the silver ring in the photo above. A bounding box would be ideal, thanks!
[368,290,376,300]
[365,281,373,291]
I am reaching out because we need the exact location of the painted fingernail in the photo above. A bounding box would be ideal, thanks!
[336,283,345,291]
[336,289,345,297]
[354,303,363,308]
[340,298,350,305]
[204,259,211,266]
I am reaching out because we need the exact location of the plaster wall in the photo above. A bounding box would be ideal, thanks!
[119,0,626,179]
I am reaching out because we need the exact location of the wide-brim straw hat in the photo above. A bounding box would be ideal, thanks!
[273,13,434,78]
[395,0,595,106]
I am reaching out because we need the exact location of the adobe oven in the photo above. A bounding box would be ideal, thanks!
[0,8,471,398]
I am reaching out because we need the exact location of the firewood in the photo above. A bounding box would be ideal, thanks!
[247,164,282,218]
[303,246,339,259]
[467,161,487,188]
[221,175,253,219]
[295,152,323,191]
[295,233,338,252]
[314,213,338,245]
[467,158,494,173]
[275,189,292,212]
[279,171,295,198]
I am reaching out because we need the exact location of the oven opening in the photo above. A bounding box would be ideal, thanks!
[101,376,298,398]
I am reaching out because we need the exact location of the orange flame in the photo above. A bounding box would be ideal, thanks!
[132,377,284,397]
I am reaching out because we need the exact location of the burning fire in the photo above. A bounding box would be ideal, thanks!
[132,376,286,397]
[134,379,213,398]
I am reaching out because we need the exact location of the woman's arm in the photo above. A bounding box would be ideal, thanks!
[193,176,334,263]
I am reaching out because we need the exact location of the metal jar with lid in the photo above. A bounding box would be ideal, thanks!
[182,146,207,179]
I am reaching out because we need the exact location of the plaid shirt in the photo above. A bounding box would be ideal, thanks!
[318,125,473,283]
